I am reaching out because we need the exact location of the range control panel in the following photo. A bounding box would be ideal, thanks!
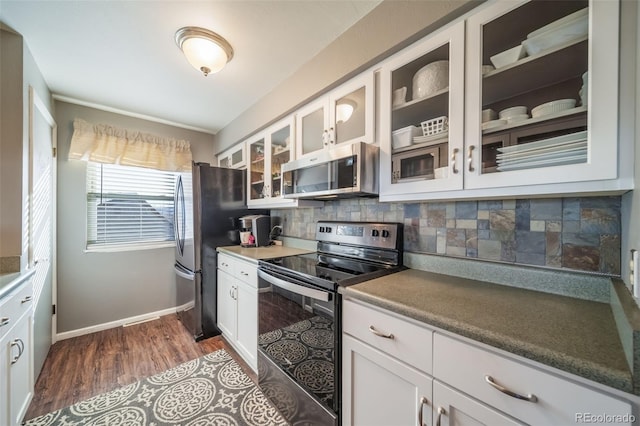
[315,221,402,250]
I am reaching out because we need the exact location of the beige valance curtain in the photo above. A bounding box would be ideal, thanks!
[68,118,192,172]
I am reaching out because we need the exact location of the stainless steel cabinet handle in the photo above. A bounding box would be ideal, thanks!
[436,407,445,426]
[485,375,538,402]
[322,130,329,146]
[467,145,475,172]
[221,262,229,268]
[0,317,9,327]
[451,148,459,174]
[21,295,33,304]
[10,338,24,365]
[240,271,249,276]
[418,396,429,426]
[328,127,335,144]
[369,325,394,339]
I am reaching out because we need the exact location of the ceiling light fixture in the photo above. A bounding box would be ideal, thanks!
[336,100,356,123]
[175,26,234,77]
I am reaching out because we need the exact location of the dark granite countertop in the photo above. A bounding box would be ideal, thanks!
[342,268,633,395]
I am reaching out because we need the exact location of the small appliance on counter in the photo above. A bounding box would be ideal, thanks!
[239,214,271,247]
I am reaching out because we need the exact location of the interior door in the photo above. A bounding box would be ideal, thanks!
[28,86,56,378]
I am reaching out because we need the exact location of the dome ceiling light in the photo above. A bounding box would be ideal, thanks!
[175,26,234,77]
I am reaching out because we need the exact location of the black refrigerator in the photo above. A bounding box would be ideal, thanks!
[174,162,267,340]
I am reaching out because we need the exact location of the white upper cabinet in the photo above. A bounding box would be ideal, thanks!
[217,142,246,169]
[464,0,624,192]
[295,72,375,158]
[379,21,465,200]
[247,116,322,208]
[379,0,632,202]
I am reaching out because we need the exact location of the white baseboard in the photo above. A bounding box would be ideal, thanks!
[56,307,178,341]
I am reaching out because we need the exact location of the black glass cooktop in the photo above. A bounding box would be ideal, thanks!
[260,253,397,291]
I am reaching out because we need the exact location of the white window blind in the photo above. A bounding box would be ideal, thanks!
[86,162,179,250]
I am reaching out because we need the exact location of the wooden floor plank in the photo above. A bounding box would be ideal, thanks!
[25,314,254,420]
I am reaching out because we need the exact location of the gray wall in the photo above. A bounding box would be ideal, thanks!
[0,24,51,270]
[214,0,474,153]
[55,101,215,333]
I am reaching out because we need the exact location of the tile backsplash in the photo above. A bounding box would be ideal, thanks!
[272,196,621,275]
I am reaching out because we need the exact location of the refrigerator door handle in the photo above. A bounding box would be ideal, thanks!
[174,264,195,280]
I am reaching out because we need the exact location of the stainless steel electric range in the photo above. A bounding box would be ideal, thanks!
[257,221,404,425]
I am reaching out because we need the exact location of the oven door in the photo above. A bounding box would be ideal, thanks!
[257,268,339,426]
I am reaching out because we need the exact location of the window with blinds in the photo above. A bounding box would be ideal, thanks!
[86,162,179,250]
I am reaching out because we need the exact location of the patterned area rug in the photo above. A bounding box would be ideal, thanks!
[25,349,288,426]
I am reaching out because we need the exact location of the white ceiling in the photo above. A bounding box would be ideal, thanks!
[0,0,381,134]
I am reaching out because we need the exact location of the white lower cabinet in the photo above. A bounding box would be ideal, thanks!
[342,298,635,426]
[342,299,434,426]
[0,276,34,426]
[433,381,523,426]
[342,334,432,426]
[217,254,258,371]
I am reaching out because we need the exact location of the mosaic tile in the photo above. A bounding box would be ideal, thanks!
[478,200,503,210]
[503,199,516,210]
[516,252,545,266]
[563,244,600,271]
[404,203,420,218]
[515,201,530,231]
[563,198,581,221]
[456,219,477,229]
[546,221,562,232]
[455,201,477,219]
[478,239,501,260]
[447,229,466,247]
[563,233,600,247]
[466,229,478,250]
[501,240,517,262]
[427,210,446,228]
[447,246,466,257]
[581,208,620,234]
[530,220,545,232]
[271,195,621,275]
[490,210,516,231]
[530,199,562,220]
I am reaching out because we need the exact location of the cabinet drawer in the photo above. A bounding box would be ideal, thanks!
[217,253,236,275]
[433,333,633,425]
[0,280,33,340]
[343,299,432,374]
[235,259,257,288]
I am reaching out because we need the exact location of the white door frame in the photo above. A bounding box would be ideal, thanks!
[29,86,57,343]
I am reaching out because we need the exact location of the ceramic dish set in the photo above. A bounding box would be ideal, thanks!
[495,130,587,172]
[482,99,580,132]
[488,7,588,70]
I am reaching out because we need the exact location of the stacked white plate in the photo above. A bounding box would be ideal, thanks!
[413,131,448,146]
[496,131,587,171]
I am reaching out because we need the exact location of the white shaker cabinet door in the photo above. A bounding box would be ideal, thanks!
[342,334,432,426]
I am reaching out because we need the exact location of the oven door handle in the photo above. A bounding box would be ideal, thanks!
[258,270,331,302]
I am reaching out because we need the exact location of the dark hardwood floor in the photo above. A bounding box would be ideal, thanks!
[25,314,255,421]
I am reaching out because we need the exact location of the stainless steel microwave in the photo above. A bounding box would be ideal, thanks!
[282,141,378,199]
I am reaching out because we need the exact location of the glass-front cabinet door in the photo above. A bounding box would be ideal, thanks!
[247,116,321,208]
[464,0,621,190]
[379,21,465,201]
[218,143,246,169]
[248,135,268,203]
[296,72,374,158]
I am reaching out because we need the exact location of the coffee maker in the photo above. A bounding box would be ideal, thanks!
[239,215,271,247]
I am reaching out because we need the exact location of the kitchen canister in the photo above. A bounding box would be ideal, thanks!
[412,60,449,101]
